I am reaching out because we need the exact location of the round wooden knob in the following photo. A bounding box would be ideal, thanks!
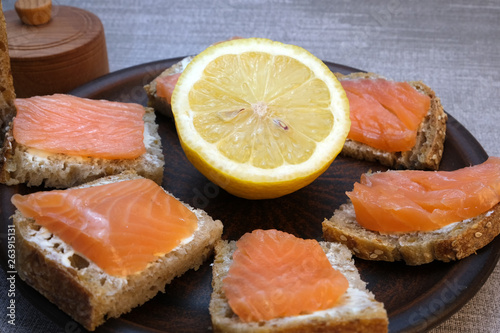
[15,0,52,26]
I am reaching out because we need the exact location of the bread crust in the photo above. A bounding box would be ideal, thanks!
[14,172,224,331]
[209,240,388,332]
[336,72,447,170]
[323,202,500,266]
[0,107,164,188]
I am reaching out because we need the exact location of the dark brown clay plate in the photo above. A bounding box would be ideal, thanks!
[1,58,498,333]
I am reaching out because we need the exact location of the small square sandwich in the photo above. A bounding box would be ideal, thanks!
[11,172,224,331]
[1,94,165,188]
[335,72,447,170]
[209,229,388,332]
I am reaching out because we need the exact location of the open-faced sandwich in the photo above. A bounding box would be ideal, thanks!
[323,157,500,265]
[11,171,223,331]
[0,93,164,188]
[210,229,388,332]
[144,55,194,117]
[336,72,447,170]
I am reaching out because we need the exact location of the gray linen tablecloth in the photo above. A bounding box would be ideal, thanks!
[1,0,499,332]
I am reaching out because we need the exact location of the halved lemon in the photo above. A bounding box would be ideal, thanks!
[171,38,350,199]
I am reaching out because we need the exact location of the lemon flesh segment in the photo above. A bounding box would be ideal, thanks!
[172,38,350,199]
[190,53,334,169]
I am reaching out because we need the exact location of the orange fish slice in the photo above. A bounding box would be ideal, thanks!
[345,90,415,152]
[13,94,146,159]
[341,78,431,152]
[156,72,181,105]
[11,178,198,277]
[222,229,349,322]
[347,157,500,233]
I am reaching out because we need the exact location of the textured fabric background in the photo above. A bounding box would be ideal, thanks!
[1,0,499,332]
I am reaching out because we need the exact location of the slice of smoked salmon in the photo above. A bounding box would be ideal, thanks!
[345,90,416,152]
[340,78,431,152]
[11,178,198,277]
[156,72,181,104]
[347,157,500,233]
[222,229,349,322]
[13,94,147,159]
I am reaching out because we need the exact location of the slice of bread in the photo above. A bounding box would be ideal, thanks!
[323,201,500,266]
[336,72,447,170]
[0,106,165,188]
[0,2,16,149]
[144,56,194,117]
[13,171,224,331]
[209,239,388,332]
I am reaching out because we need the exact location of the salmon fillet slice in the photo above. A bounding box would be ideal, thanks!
[341,78,431,152]
[347,157,500,233]
[222,229,349,322]
[11,178,198,276]
[13,94,147,159]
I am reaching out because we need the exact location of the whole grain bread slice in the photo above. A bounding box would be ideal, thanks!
[336,72,447,170]
[322,201,500,266]
[13,171,224,331]
[0,2,16,152]
[0,106,165,188]
[209,239,388,333]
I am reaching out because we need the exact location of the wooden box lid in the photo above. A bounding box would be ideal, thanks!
[5,3,109,97]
